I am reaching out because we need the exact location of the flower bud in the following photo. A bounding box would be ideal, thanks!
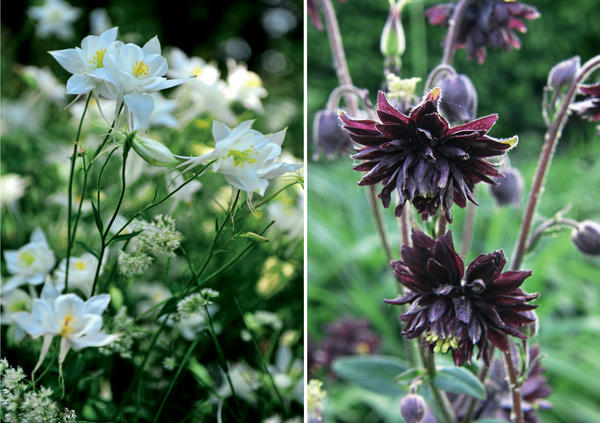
[400,394,426,423]
[132,136,177,167]
[521,309,539,337]
[312,109,352,160]
[380,5,405,58]
[439,74,477,124]
[491,167,523,207]
[548,56,580,91]
[571,220,600,255]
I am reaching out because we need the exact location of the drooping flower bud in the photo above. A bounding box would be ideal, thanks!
[132,136,177,167]
[380,4,405,59]
[491,167,523,207]
[571,220,600,255]
[439,74,478,124]
[548,56,580,91]
[400,394,426,423]
[312,109,353,160]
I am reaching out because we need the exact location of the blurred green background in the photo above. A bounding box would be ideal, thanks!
[308,0,600,422]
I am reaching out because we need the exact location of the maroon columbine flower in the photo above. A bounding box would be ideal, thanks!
[385,230,538,366]
[571,82,600,122]
[341,89,517,222]
[425,0,540,64]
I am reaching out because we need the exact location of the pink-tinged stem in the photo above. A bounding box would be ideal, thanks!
[503,348,524,423]
[511,55,600,270]
[441,0,473,66]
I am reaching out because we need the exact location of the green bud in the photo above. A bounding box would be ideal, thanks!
[132,136,177,167]
[380,5,405,59]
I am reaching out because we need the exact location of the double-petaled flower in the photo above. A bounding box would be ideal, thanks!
[342,89,517,222]
[385,230,538,366]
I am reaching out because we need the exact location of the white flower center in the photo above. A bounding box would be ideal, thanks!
[74,260,87,270]
[192,66,203,77]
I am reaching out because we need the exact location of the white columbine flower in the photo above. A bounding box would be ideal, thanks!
[27,0,81,40]
[182,120,302,196]
[0,173,29,212]
[149,93,179,128]
[1,289,33,342]
[267,190,304,239]
[2,228,55,293]
[21,66,65,105]
[53,253,104,298]
[49,27,121,96]
[12,281,118,374]
[226,59,267,112]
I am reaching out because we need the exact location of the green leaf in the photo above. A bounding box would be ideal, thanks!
[433,366,486,400]
[91,201,103,234]
[332,355,409,396]
[394,367,425,385]
[108,230,143,245]
[76,241,98,259]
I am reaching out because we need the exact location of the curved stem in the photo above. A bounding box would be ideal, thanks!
[326,84,371,111]
[65,93,92,291]
[424,64,456,92]
[511,55,600,270]
[526,216,579,251]
[441,0,473,66]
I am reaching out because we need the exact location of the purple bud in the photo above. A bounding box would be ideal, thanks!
[548,56,580,91]
[571,220,600,255]
[313,109,353,160]
[491,168,523,207]
[400,394,426,423]
[439,74,478,124]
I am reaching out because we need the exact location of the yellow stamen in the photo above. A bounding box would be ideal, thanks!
[132,60,150,78]
[354,342,371,355]
[18,251,36,267]
[59,315,76,338]
[226,148,258,167]
[244,72,262,89]
[425,331,461,354]
[74,261,87,270]
[192,66,203,77]
[89,48,107,68]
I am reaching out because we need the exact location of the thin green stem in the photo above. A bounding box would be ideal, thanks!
[65,93,92,290]
[69,155,89,246]
[421,349,455,423]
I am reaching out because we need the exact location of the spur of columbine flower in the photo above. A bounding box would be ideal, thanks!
[384,229,538,366]
[12,281,118,375]
[2,228,55,293]
[180,120,302,196]
[425,0,540,63]
[342,89,517,222]
[571,83,600,133]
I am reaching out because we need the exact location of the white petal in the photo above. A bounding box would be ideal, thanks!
[124,92,154,130]
[212,121,232,141]
[30,227,48,245]
[1,275,27,293]
[49,49,86,75]
[32,299,58,332]
[74,314,102,336]
[148,77,189,91]
[257,162,302,180]
[143,36,161,55]
[84,294,111,315]
[267,128,287,146]
[12,312,46,338]
[66,74,95,95]
[59,337,71,367]
[70,332,119,350]
[54,294,85,320]
[100,27,118,43]
[33,335,54,375]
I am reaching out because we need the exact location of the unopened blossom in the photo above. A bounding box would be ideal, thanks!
[400,394,426,423]
[425,0,540,63]
[0,174,29,212]
[342,89,517,222]
[12,281,118,374]
[54,252,104,297]
[227,59,267,112]
[181,120,302,196]
[491,167,523,207]
[49,27,121,96]
[571,220,600,256]
[438,73,478,124]
[132,136,178,167]
[3,228,55,292]
[385,230,538,366]
[312,109,353,160]
[27,0,81,40]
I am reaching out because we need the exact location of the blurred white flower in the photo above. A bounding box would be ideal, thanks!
[90,8,112,35]
[181,120,302,196]
[0,289,33,342]
[21,66,65,105]
[168,48,235,124]
[12,281,118,373]
[49,27,121,95]
[217,362,260,405]
[136,282,171,315]
[226,59,267,112]
[54,253,105,298]
[2,228,55,293]
[167,171,202,208]
[267,190,304,239]
[0,97,45,135]
[27,0,81,40]
[0,174,29,212]
[149,93,179,128]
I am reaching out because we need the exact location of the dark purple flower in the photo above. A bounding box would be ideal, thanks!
[571,82,600,122]
[425,0,540,64]
[439,73,478,124]
[491,167,523,207]
[385,230,538,366]
[313,109,353,160]
[400,394,426,423]
[571,220,600,256]
[341,89,517,222]
[313,316,381,373]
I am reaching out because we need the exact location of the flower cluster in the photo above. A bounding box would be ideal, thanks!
[177,289,220,319]
[342,89,517,222]
[385,230,538,365]
[425,0,540,63]
[50,27,187,129]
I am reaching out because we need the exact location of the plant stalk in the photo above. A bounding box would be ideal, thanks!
[503,348,523,423]
[441,0,473,66]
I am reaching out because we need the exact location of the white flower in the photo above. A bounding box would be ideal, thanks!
[12,282,118,374]
[27,0,81,40]
[182,120,302,196]
[226,59,267,112]
[2,228,55,293]
[267,190,304,239]
[90,8,111,36]
[1,289,33,343]
[93,37,188,129]
[167,171,202,208]
[53,253,104,298]
[149,93,179,128]
[0,174,29,212]
[49,27,121,95]
[20,66,65,104]
[168,48,235,124]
